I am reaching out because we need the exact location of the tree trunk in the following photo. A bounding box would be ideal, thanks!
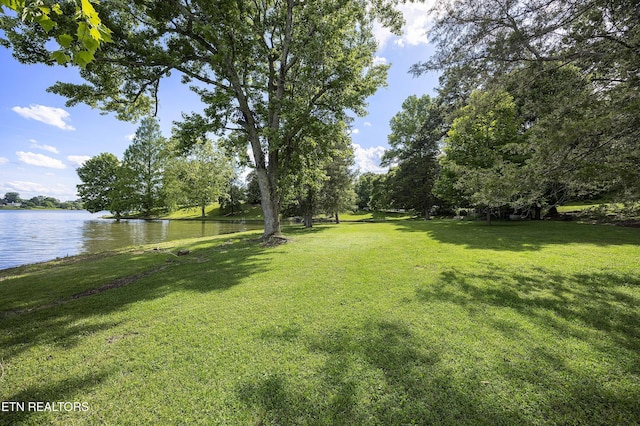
[335,212,340,224]
[304,214,313,228]
[201,204,206,218]
[424,206,430,221]
[303,191,313,228]
[486,208,492,225]
[255,167,281,239]
[533,205,542,220]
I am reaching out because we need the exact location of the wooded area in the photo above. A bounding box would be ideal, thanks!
[2,0,637,228]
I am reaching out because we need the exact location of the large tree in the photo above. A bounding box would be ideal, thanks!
[438,89,524,224]
[382,95,444,220]
[414,0,640,202]
[122,117,168,217]
[76,152,120,213]
[2,0,401,240]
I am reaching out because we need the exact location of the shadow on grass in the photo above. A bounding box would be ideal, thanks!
[0,230,323,420]
[0,370,111,425]
[0,235,271,351]
[239,320,527,425]
[413,264,640,423]
[417,265,640,351]
[393,219,640,251]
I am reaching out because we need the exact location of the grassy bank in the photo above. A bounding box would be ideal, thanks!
[161,203,264,221]
[1,220,639,425]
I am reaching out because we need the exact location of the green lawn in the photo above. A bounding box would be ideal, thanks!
[1,220,639,425]
[162,202,264,220]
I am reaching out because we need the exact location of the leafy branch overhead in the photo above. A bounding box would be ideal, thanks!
[0,0,112,67]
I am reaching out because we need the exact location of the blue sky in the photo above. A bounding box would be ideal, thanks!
[0,3,439,201]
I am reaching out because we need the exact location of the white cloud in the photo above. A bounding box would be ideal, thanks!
[12,104,75,130]
[351,128,360,135]
[372,56,388,66]
[0,157,9,165]
[126,134,135,141]
[364,122,372,127]
[3,181,76,199]
[373,1,434,50]
[67,155,91,166]
[30,140,59,154]
[16,151,66,169]
[352,143,388,174]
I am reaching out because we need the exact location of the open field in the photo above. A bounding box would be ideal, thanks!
[0,220,639,425]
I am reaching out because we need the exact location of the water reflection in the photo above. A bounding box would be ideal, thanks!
[0,210,263,270]
[80,219,262,253]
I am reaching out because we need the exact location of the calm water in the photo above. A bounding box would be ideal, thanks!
[0,210,263,270]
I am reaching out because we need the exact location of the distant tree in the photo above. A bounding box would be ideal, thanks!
[219,177,245,216]
[122,117,168,217]
[164,138,234,217]
[355,173,376,210]
[76,152,121,214]
[281,123,354,227]
[317,140,357,224]
[43,197,60,208]
[382,95,445,219]
[369,173,391,211]
[3,192,20,203]
[245,171,262,205]
[109,165,140,218]
[439,89,524,224]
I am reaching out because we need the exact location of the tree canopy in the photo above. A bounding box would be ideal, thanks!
[414,0,640,204]
[2,0,402,239]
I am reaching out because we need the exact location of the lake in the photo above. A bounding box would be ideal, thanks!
[0,210,264,270]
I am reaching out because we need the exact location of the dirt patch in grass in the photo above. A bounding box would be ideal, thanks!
[0,265,167,319]
[70,266,167,299]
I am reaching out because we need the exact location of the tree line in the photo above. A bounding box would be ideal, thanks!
[355,0,638,223]
[1,192,83,210]
[78,116,356,222]
[77,117,236,218]
[3,0,637,230]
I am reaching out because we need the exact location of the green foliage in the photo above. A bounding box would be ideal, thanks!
[416,0,640,204]
[2,191,20,203]
[354,172,376,210]
[383,95,444,218]
[317,139,357,223]
[1,221,639,424]
[0,0,111,66]
[219,178,246,216]
[163,138,235,217]
[245,171,262,205]
[281,123,357,226]
[121,117,168,217]
[437,89,525,221]
[76,152,121,214]
[2,192,82,209]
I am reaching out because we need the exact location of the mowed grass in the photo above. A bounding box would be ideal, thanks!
[162,203,264,220]
[0,220,639,425]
